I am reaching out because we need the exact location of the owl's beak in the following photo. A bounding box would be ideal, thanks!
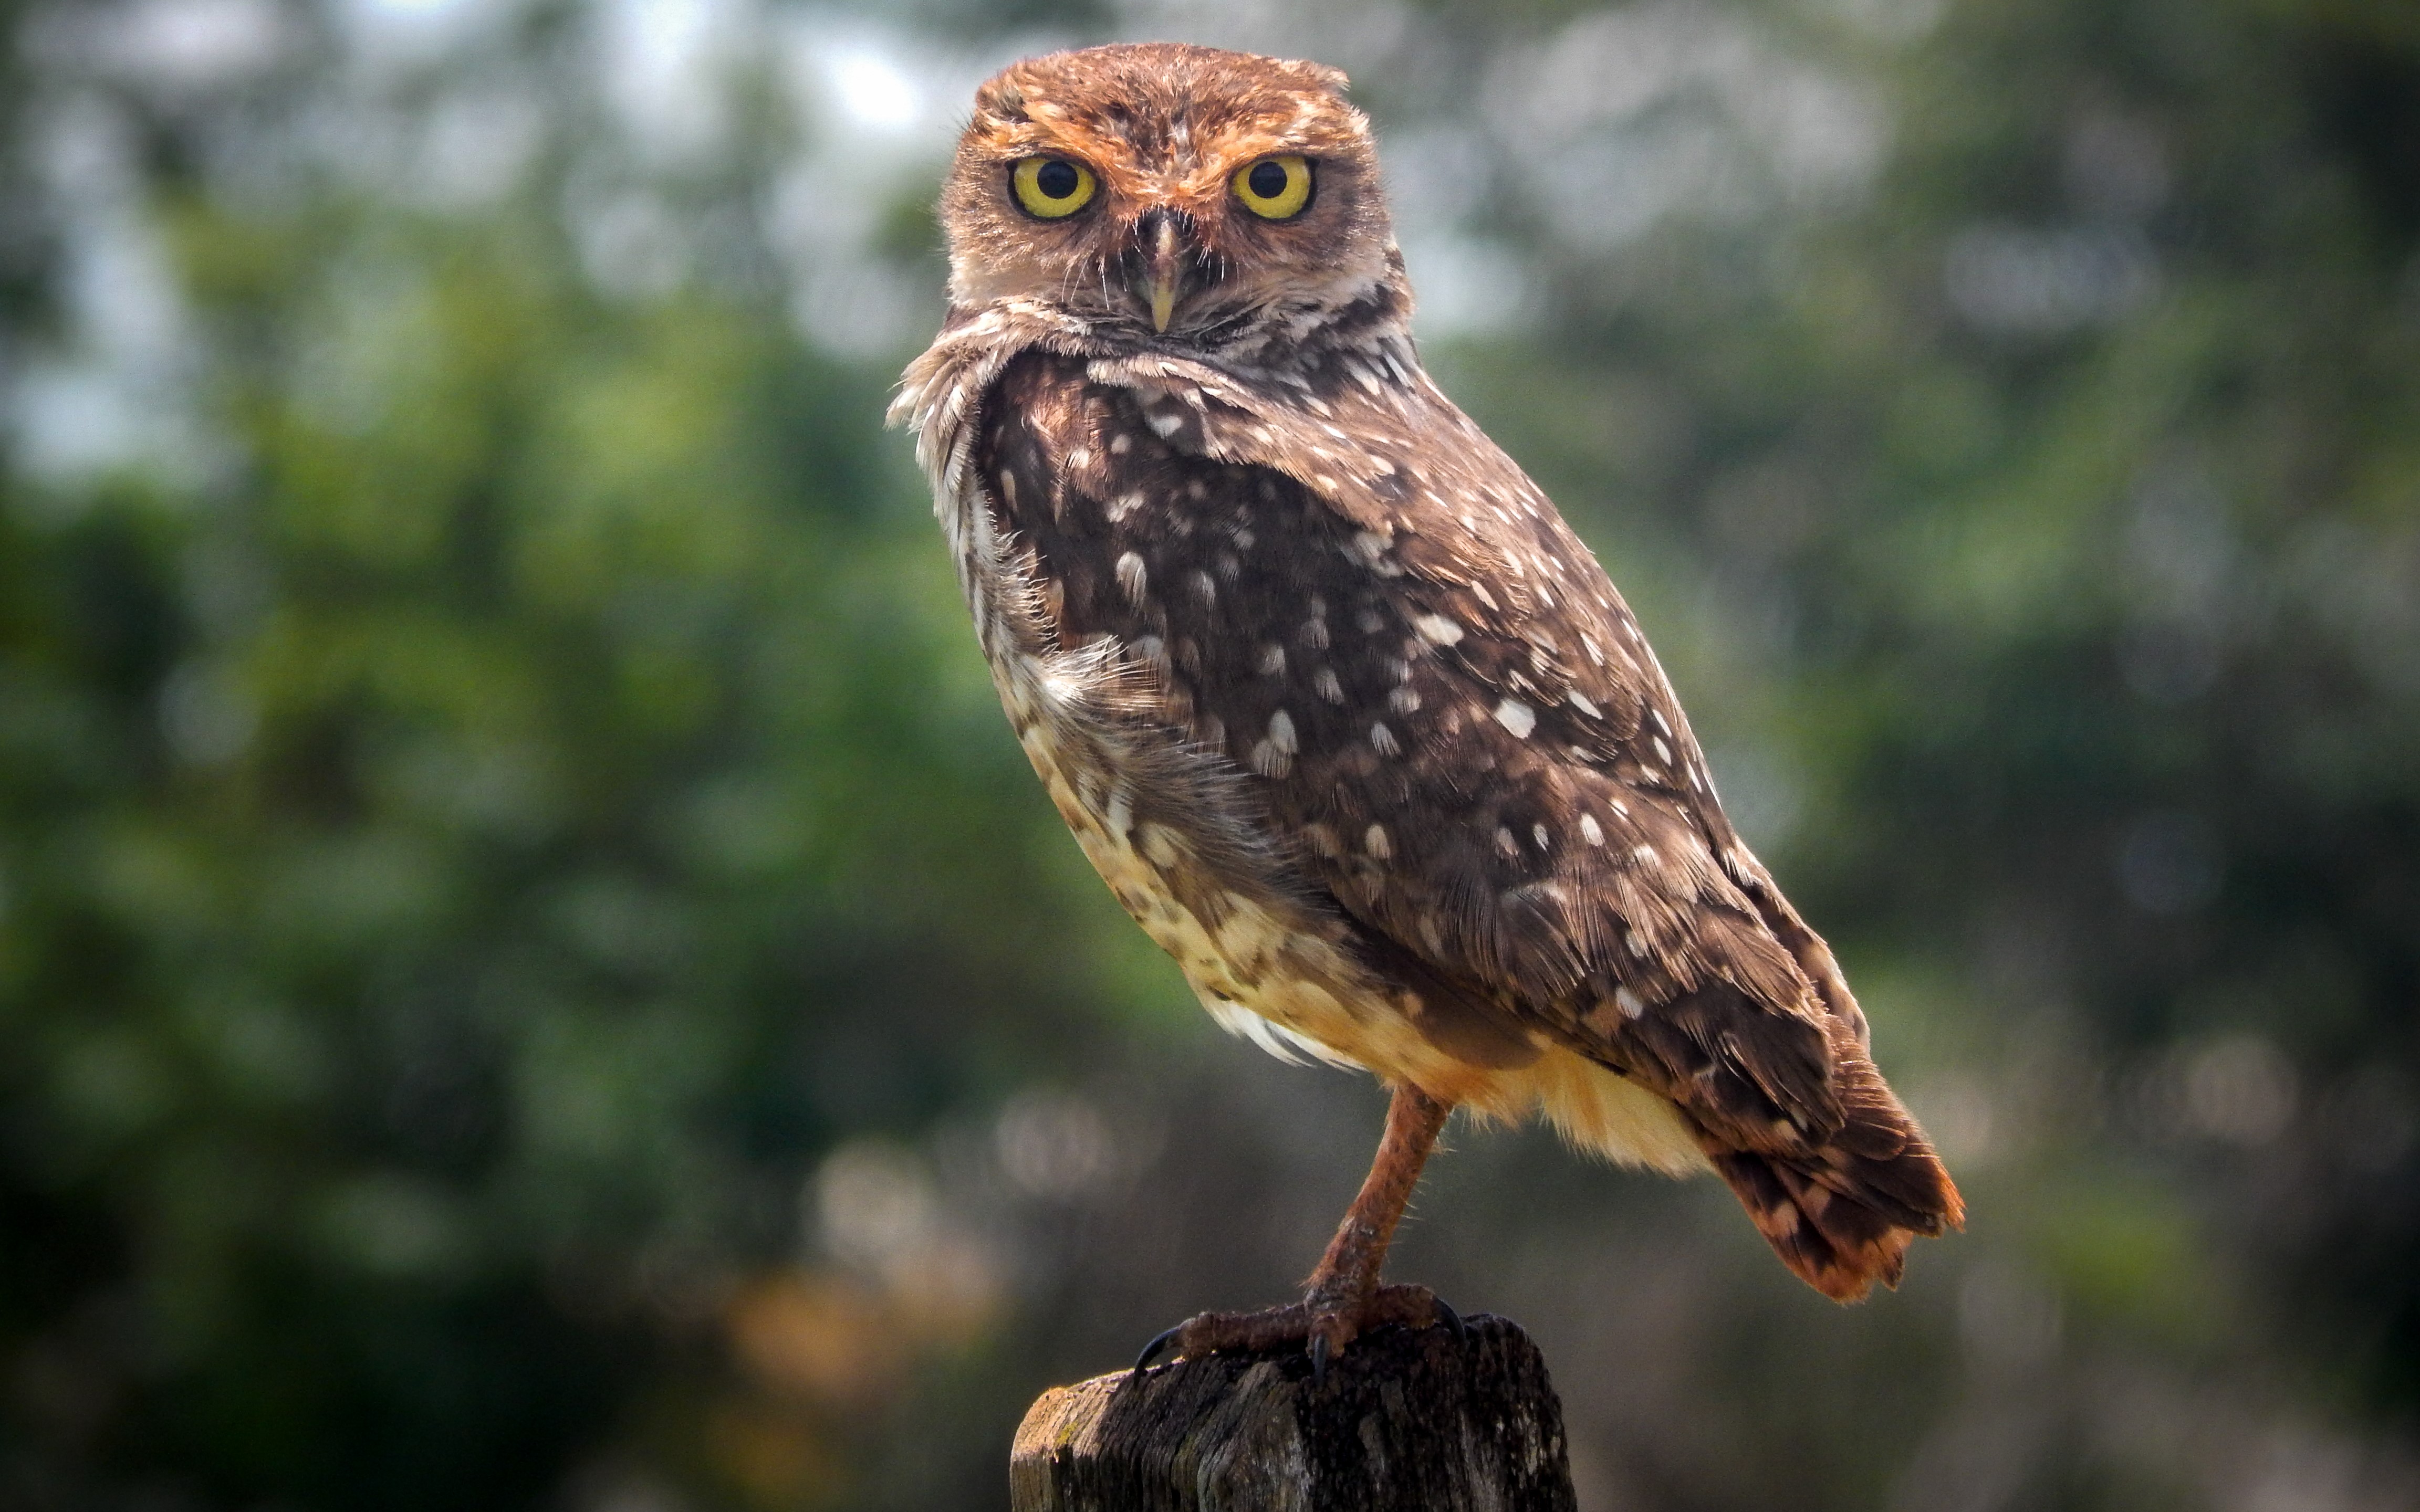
[1144,215,1183,333]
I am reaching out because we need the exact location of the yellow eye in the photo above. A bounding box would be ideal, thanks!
[1011,156,1097,219]
[1231,154,1312,219]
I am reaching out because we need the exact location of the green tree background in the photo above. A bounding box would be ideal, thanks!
[1,0,2414,1508]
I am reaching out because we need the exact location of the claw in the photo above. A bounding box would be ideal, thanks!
[1308,1331,1331,1386]
[1434,1294,1468,1346]
[1132,1325,1183,1377]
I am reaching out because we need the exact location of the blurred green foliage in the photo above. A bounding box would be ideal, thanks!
[2,0,2416,1509]
[2,147,1124,1512]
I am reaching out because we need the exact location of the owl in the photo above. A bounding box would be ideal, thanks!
[893,42,1960,1369]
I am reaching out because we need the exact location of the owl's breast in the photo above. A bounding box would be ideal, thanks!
[944,356,1542,1090]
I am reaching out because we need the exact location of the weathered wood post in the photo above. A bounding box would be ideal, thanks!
[1009,1314,1578,1511]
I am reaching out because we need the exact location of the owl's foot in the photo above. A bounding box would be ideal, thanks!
[1130,1283,1463,1380]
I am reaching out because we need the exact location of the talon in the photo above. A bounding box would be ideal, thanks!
[1132,1325,1183,1376]
[1434,1295,1467,1346]
[1308,1331,1330,1385]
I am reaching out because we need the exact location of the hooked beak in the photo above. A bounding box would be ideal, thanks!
[1144,216,1182,333]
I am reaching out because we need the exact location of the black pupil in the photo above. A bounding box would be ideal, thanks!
[1035,160,1079,200]
[1248,160,1290,199]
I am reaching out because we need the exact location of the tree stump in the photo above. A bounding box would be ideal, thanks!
[1009,1314,1578,1511]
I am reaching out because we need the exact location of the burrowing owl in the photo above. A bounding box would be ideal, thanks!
[893,42,1960,1367]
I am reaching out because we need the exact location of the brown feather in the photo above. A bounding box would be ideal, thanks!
[894,41,1962,1303]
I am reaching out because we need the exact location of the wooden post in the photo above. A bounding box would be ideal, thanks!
[1009,1314,1578,1511]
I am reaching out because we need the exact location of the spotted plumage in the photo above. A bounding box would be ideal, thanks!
[893,43,1958,1334]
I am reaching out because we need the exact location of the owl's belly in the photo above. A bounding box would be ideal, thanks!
[990,658,1692,1175]
[984,643,1709,1174]
[988,648,1413,1074]
[1007,694,1385,1070]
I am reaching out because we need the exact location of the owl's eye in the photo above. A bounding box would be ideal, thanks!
[1011,156,1098,219]
[1231,155,1312,220]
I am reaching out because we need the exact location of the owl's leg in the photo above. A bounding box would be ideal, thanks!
[1299,1080,1453,1344]
[1135,1083,1458,1373]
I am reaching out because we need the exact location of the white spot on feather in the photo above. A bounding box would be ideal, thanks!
[1494,699,1537,739]
[1579,815,1604,846]
[1414,615,1464,646]
[1115,552,1149,605]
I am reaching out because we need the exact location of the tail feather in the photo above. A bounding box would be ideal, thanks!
[1708,1021,1964,1302]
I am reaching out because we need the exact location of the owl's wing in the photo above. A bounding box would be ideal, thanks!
[1068,350,1847,1096]
[983,344,1959,1296]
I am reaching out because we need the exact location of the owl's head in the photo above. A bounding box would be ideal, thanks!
[939,44,1399,344]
